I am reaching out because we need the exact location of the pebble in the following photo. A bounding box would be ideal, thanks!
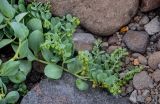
[139,16,150,25]
[138,55,148,65]
[129,90,138,103]
[133,71,154,90]
[148,51,160,69]
[152,70,160,82]
[73,33,96,51]
[123,30,149,53]
[144,16,160,35]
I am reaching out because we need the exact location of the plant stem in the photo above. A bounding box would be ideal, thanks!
[10,40,21,61]
[35,58,88,80]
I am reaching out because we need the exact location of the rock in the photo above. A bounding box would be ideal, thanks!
[157,39,160,50]
[32,61,45,73]
[138,55,148,65]
[137,95,145,103]
[141,0,160,12]
[145,96,152,103]
[107,46,120,53]
[73,33,95,51]
[152,70,160,82]
[133,71,153,90]
[148,51,160,69]
[126,86,134,94]
[108,35,119,45]
[129,90,138,103]
[132,53,142,58]
[142,90,150,97]
[123,31,149,53]
[101,42,109,50]
[139,16,150,25]
[144,16,160,35]
[33,0,139,36]
[21,73,130,104]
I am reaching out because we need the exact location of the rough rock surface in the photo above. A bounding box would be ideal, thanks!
[73,33,95,51]
[152,70,160,82]
[148,52,160,69]
[141,0,160,12]
[123,31,149,53]
[34,0,139,36]
[144,16,160,35]
[21,73,130,104]
[133,71,153,90]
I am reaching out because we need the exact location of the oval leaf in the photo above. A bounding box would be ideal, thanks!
[15,12,28,22]
[29,30,44,54]
[19,60,32,75]
[0,13,4,24]
[19,39,29,58]
[41,48,54,62]
[44,64,63,79]
[9,71,26,84]
[0,61,20,76]
[10,22,29,41]
[0,0,15,18]
[0,39,14,49]
[5,91,19,103]
[76,79,89,91]
[27,18,42,31]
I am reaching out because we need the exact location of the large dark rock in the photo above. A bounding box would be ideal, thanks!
[31,0,139,36]
[21,73,130,104]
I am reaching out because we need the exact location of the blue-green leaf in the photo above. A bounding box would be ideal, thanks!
[10,22,29,41]
[0,39,14,49]
[44,64,63,79]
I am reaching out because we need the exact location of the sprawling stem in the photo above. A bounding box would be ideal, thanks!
[35,58,88,80]
[10,40,22,61]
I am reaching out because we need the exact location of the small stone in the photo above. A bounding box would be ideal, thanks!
[133,59,140,66]
[148,51,160,69]
[158,64,160,69]
[126,86,134,93]
[125,57,130,65]
[107,46,120,53]
[144,16,160,35]
[139,16,150,25]
[101,42,109,50]
[132,53,141,58]
[128,23,137,31]
[108,35,119,45]
[137,95,145,103]
[73,33,95,51]
[142,90,150,97]
[145,96,152,103]
[133,71,154,90]
[138,55,148,65]
[157,39,160,50]
[152,70,160,82]
[129,90,138,103]
[123,30,149,53]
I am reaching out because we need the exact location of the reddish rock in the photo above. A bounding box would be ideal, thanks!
[31,0,139,36]
[141,0,160,12]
